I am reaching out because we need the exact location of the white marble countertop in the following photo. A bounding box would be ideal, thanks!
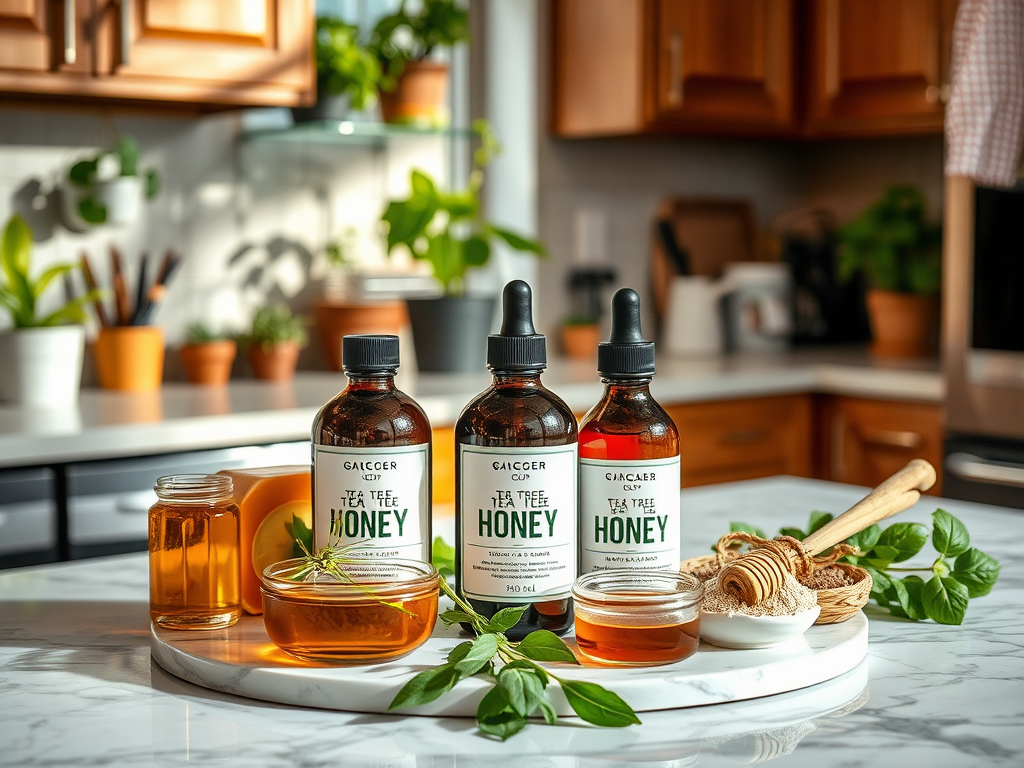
[1,477,1018,767]
[0,347,941,468]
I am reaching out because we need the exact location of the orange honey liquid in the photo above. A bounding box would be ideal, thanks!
[574,614,700,666]
[149,502,240,629]
[262,590,438,662]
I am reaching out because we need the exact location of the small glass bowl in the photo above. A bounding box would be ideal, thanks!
[261,558,438,663]
[572,570,704,667]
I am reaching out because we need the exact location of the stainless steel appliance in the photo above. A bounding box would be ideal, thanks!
[942,176,1024,507]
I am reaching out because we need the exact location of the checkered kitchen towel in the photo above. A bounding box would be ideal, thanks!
[945,0,1024,187]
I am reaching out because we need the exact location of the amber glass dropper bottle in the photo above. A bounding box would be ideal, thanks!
[311,334,431,561]
[455,280,578,639]
[578,288,680,573]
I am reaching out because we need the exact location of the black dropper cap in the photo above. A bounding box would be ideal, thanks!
[598,289,656,378]
[343,334,400,372]
[487,280,547,371]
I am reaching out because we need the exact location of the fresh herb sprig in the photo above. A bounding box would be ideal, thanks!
[388,576,640,739]
[723,508,1000,625]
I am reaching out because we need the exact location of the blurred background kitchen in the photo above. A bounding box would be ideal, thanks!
[0,0,1021,568]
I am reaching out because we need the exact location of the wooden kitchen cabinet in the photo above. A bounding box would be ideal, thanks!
[815,396,944,494]
[0,0,314,108]
[552,0,796,137]
[803,0,958,136]
[665,395,813,487]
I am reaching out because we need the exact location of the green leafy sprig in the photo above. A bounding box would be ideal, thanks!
[724,508,1000,626]
[388,576,640,740]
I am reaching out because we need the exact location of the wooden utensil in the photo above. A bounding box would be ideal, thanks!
[718,459,937,606]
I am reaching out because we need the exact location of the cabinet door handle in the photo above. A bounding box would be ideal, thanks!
[859,428,924,449]
[722,428,770,445]
[946,452,1024,489]
[668,29,683,106]
[121,0,132,66]
[64,0,76,65]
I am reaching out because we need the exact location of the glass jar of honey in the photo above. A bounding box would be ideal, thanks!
[571,570,703,666]
[149,474,240,630]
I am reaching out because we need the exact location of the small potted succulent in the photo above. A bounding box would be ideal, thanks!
[0,214,103,406]
[62,135,159,230]
[179,323,237,386]
[241,304,310,381]
[381,121,545,371]
[370,0,469,126]
[294,16,382,123]
[838,185,942,358]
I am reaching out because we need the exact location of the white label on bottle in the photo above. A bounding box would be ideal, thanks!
[313,444,428,561]
[579,455,681,572]
[459,444,578,603]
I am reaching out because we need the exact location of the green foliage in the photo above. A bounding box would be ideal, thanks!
[837,185,941,294]
[185,322,229,344]
[370,0,470,91]
[243,305,310,351]
[314,16,381,111]
[724,508,1000,626]
[431,535,455,579]
[67,135,160,225]
[388,573,640,739]
[0,215,104,328]
[381,120,545,295]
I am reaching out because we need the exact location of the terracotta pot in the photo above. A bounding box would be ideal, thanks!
[180,340,237,386]
[247,341,300,381]
[866,290,938,358]
[379,61,449,125]
[94,326,164,391]
[314,300,407,372]
[561,324,601,360]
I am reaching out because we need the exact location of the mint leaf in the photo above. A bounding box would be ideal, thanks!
[952,548,1001,597]
[899,575,928,620]
[538,697,558,725]
[432,536,456,578]
[862,564,890,597]
[498,665,545,718]
[388,663,462,710]
[845,523,882,554]
[446,641,473,665]
[779,526,807,540]
[922,575,969,625]
[932,509,971,557]
[440,610,475,627]
[517,630,579,664]
[502,658,548,686]
[484,605,528,634]
[808,511,834,535]
[559,680,641,727]
[730,521,767,539]
[476,687,526,740]
[877,522,929,562]
[453,633,499,677]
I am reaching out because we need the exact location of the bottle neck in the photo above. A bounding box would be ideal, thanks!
[600,377,654,399]
[491,370,544,389]
[345,371,398,392]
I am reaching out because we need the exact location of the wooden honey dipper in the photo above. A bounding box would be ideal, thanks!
[718,459,938,606]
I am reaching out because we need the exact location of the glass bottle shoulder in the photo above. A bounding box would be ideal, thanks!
[578,383,678,454]
[313,386,430,447]
[456,376,578,446]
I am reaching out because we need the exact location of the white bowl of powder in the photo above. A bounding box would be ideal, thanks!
[699,571,820,650]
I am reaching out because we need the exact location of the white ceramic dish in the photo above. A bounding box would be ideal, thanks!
[700,606,821,650]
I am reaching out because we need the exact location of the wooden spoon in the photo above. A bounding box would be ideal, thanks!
[718,459,937,606]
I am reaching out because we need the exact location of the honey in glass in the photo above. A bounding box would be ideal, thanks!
[149,474,240,630]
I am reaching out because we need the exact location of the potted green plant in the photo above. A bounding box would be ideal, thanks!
[381,121,545,371]
[241,305,310,381]
[180,323,237,386]
[370,0,469,126]
[294,16,382,123]
[0,214,103,406]
[837,185,942,358]
[62,135,159,230]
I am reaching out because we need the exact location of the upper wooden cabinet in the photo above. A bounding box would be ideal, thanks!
[553,0,796,137]
[552,0,957,138]
[804,0,958,136]
[0,0,314,108]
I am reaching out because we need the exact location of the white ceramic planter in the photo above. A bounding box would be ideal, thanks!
[0,325,85,407]
[94,176,143,226]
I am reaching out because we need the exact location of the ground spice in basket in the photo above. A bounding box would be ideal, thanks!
[804,566,857,590]
[703,571,818,617]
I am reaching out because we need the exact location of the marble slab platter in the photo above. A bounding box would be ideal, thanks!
[151,611,868,717]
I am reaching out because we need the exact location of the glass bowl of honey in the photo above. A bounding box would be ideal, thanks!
[571,570,704,667]
[260,558,438,663]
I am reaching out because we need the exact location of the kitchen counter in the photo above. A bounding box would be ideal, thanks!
[0,347,941,468]
[2,477,1019,767]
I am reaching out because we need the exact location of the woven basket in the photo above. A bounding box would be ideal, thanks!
[811,563,872,624]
